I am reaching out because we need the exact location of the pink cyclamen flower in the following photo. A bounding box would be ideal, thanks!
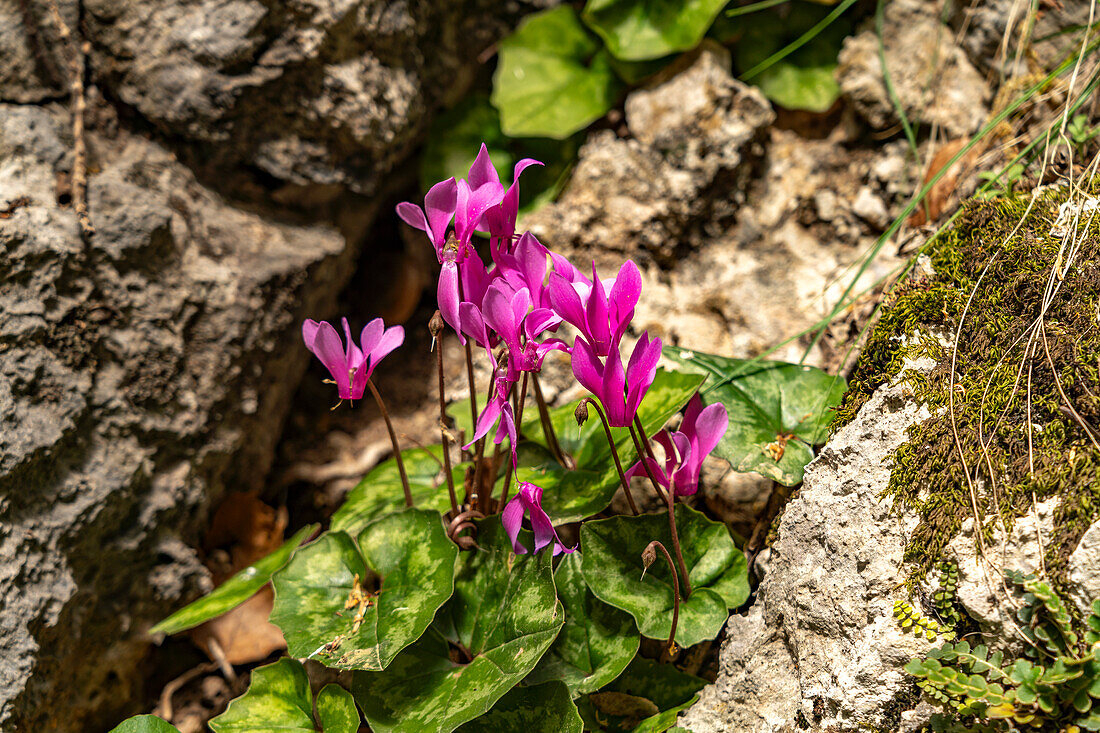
[502,482,576,556]
[479,280,566,379]
[626,394,729,497]
[465,366,518,466]
[302,317,404,401]
[570,332,662,427]
[549,260,642,357]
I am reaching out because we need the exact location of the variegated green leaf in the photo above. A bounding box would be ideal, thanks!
[457,681,582,732]
[270,509,457,671]
[352,520,564,733]
[151,524,316,636]
[581,505,748,647]
[331,447,458,535]
[526,553,639,696]
[210,659,357,733]
[576,657,705,732]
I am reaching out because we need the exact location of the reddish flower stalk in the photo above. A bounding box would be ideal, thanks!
[630,420,691,598]
[366,379,412,508]
[430,312,460,520]
[642,540,680,655]
[579,398,638,515]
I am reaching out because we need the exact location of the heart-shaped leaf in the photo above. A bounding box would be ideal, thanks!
[456,681,582,733]
[664,346,847,486]
[517,368,704,524]
[270,509,457,671]
[330,448,459,535]
[576,657,705,732]
[581,505,748,647]
[209,659,358,733]
[492,6,622,139]
[581,0,729,61]
[526,553,639,696]
[109,716,180,733]
[352,520,564,733]
[151,524,317,636]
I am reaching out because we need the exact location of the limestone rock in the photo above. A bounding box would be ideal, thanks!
[0,105,348,732]
[81,0,547,196]
[680,376,935,732]
[524,44,774,265]
[837,0,991,137]
[1066,520,1100,616]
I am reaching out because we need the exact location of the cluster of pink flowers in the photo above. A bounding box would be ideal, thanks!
[302,144,728,555]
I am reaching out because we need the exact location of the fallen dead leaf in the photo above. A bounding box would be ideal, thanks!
[190,585,285,665]
[908,138,983,226]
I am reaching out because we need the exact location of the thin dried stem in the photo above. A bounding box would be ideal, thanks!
[367,379,412,507]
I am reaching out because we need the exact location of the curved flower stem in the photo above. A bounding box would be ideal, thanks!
[516,372,530,433]
[584,398,638,516]
[497,456,515,513]
[464,341,480,433]
[643,540,680,655]
[630,422,691,598]
[431,314,460,518]
[367,378,412,507]
[533,373,572,469]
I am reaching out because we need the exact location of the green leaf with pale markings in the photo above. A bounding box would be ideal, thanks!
[210,659,358,733]
[664,345,847,486]
[457,681,582,733]
[582,0,729,61]
[517,368,704,524]
[492,6,622,139]
[109,716,180,733]
[331,447,458,535]
[526,553,639,696]
[151,524,316,636]
[576,657,706,732]
[270,509,457,671]
[581,505,748,647]
[352,520,564,733]
[316,685,359,732]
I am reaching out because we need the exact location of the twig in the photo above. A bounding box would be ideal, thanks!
[48,0,93,238]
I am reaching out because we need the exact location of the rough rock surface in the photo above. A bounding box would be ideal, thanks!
[0,104,348,731]
[837,0,991,137]
[525,44,775,266]
[82,0,548,197]
[1066,520,1100,616]
[679,372,935,732]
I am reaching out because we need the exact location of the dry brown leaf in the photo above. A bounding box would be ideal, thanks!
[908,138,983,226]
[190,585,285,665]
[204,490,288,574]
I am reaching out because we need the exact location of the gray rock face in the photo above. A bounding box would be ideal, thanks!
[1067,520,1100,616]
[84,0,548,196]
[0,104,349,731]
[837,0,991,137]
[680,374,935,732]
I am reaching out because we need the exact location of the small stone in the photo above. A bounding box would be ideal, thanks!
[852,186,889,229]
[814,190,840,222]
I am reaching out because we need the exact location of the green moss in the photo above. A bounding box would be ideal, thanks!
[836,182,1100,590]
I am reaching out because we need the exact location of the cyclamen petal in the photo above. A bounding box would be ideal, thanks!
[302,316,404,403]
[437,261,463,343]
[625,333,662,420]
[501,482,576,556]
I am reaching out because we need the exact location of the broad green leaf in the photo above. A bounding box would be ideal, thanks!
[581,505,748,647]
[316,685,359,733]
[582,0,728,61]
[631,697,699,732]
[352,521,564,733]
[607,54,675,84]
[526,553,639,696]
[210,658,357,733]
[457,681,582,733]
[664,346,847,486]
[151,524,316,635]
[271,509,457,671]
[755,63,840,113]
[517,368,704,524]
[492,6,622,139]
[109,716,180,733]
[733,0,850,112]
[576,657,705,732]
[330,447,456,535]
